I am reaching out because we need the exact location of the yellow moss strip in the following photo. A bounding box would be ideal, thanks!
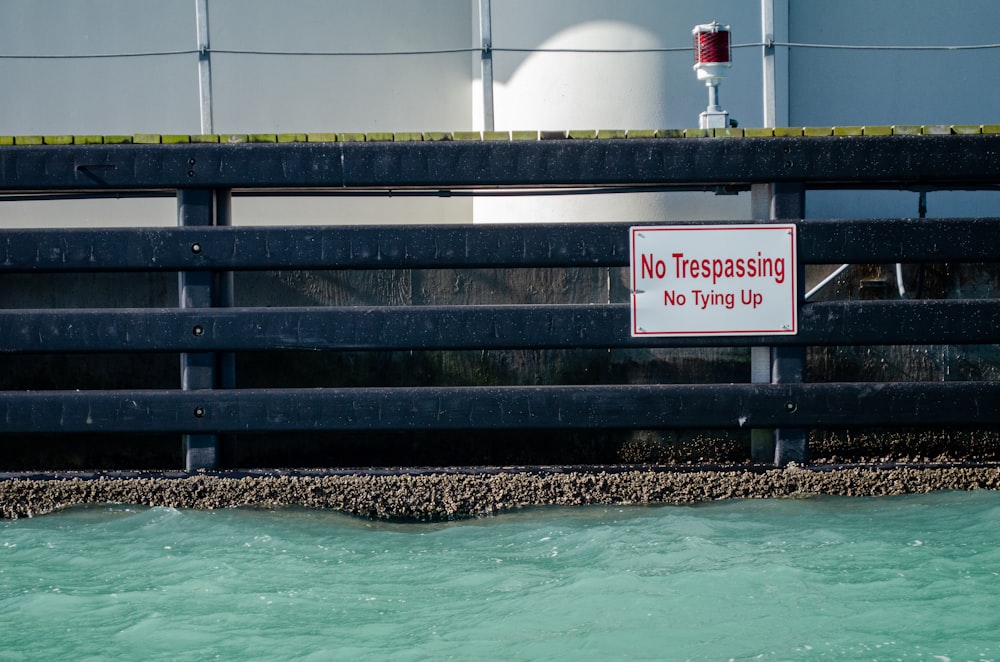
[0,127,992,150]
[597,129,627,140]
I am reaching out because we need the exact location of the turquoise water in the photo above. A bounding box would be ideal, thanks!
[2,492,1000,661]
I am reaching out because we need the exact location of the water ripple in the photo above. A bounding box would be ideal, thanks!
[2,493,1000,660]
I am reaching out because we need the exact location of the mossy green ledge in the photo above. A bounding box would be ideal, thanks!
[0,126,996,146]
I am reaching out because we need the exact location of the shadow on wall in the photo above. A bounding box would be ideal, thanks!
[494,21,671,129]
[489,0,764,130]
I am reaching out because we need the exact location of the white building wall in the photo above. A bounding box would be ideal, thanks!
[474,0,761,223]
[0,0,199,135]
[207,0,476,225]
[0,0,197,228]
[788,0,1000,127]
[207,0,473,134]
[0,0,998,227]
[785,0,1000,219]
[0,0,477,227]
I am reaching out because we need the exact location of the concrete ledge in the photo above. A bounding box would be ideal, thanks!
[3,465,999,520]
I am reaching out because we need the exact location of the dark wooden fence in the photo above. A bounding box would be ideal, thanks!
[1,130,998,469]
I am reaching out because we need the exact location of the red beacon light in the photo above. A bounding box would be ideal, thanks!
[693,21,732,81]
[692,21,732,129]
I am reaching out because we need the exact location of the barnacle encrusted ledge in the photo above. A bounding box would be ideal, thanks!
[3,465,1000,520]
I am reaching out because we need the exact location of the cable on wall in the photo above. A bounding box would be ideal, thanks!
[1,42,998,59]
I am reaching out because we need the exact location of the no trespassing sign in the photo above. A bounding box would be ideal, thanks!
[630,224,798,337]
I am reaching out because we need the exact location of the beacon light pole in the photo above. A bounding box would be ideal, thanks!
[693,21,732,130]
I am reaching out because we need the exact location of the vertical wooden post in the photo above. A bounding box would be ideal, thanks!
[178,188,231,470]
[751,182,807,466]
[749,346,774,462]
[770,183,808,465]
[214,189,235,390]
[750,185,775,463]
[214,190,237,466]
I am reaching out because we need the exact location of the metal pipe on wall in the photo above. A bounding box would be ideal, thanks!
[479,0,494,132]
[760,0,788,128]
[196,0,214,134]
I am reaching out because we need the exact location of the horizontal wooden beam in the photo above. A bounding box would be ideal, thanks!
[2,218,998,272]
[1,300,997,351]
[1,382,998,433]
[0,134,998,190]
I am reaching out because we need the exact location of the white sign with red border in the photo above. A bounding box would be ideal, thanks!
[630,224,798,337]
